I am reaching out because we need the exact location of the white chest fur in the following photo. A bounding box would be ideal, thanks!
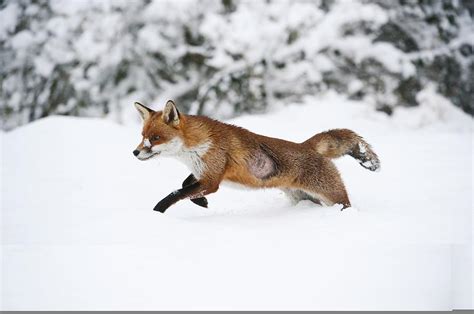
[176,141,211,179]
[152,138,211,178]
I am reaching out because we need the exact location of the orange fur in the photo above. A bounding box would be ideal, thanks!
[134,101,380,211]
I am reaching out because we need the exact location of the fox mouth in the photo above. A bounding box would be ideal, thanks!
[138,151,160,161]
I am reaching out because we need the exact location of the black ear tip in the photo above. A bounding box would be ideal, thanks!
[166,100,180,114]
[134,101,147,109]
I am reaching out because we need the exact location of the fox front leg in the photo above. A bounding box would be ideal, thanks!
[154,180,218,213]
[182,174,208,208]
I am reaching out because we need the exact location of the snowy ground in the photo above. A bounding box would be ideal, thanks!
[1,92,473,310]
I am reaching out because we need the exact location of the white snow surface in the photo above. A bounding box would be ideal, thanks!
[1,92,473,310]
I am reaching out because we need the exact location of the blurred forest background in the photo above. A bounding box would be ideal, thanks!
[0,0,473,130]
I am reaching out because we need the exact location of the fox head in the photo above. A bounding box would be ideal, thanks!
[133,100,184,161]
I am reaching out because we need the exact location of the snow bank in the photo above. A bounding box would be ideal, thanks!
[1,94,472,310]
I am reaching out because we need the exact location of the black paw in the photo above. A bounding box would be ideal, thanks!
[191,197,208,208]
[153,197,173,213]
[357,157,380,172]
[340,204,351,211]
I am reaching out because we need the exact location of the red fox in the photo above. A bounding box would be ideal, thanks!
[133,100,380,213]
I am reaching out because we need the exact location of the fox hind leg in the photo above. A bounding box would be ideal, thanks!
[295,159,351,210]
[305,129,380,172]
[350,141,380,172]
[314,190,351,210]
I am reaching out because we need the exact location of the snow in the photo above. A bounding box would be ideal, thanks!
[333,37,416,77]
[1,92,473,310]
[0,3,18,39]
[9,30,35,50]
[394,85,473,131]
[74,32,109,63]
[2,0,472,131]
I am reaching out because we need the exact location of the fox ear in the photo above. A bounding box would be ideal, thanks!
[134,102,154,122]
[163,100,181,126]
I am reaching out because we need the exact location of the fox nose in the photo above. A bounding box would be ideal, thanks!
[133,150,140,156]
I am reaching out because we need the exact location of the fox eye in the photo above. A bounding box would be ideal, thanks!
[152,135,160,141]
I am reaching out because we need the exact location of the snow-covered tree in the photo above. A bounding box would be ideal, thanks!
[0,0,472,130]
